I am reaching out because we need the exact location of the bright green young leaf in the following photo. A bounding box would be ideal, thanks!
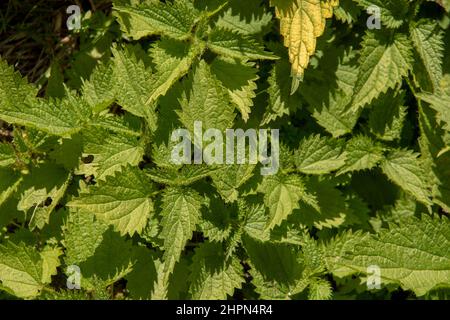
[325,215,450,296]
[338,136,384,175]
[381,149,433,207]
[68,166,155,236]
[62,209,109,265]
[0,242,45,299]
[159,187,203,276]
[257,173,307,230]
[410,20,445,92]
[177,60,236,134]
[17,163,71,230]
[80,126,145,181]
[113,0,199,40]
[294,135,346,174]
[351,31,413,110]
[216,7,272,35]
[207,28,277,61]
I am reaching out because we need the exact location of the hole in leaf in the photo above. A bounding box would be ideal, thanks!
[82,155,94,164]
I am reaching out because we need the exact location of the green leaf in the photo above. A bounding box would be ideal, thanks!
[419,92,450,132]
[368,90,407,141]
[308,278,332,300]
[146,38,204,106]
[0,241,44,299]
[49,134,83,170]
[39,289,91,300]
[62,209,109,265]
[301,48,360,137]
[40,246,62,284]
[381,149,433,207]
[0,58,37,110]
[17,163,71,230]
[159,187,203,276]
[146,166,219,187]
[0,143,16,167]
[113,0,199,40]
[211,57,258,122]
[334,0,361,24]
[0,95,90,137]
[2,0,449,302]
[82,61,116,112]
[177,60,236,133]
[323,229,368,277]
[0,198,23,230]
[111,45,153,117]
[0,168,22,207]
[79,229,136,286]
[434,0,450,11]
[211,164,255,203]
[337,136,384,175]
[207,28,277,61]
[295,177,348,230]
[257,173,307,230]
[410,20,445,92]
[237,198,269,242]
[125,246,159,300]
[351,31,413,110]
[294,135,346,175]
[325,215,450,296]
[418,75,450,132]
[0,60,90,135]
[200,194,233,242]
[243,235,304,299]
[418,105,450,213]
[188,242,244,300]
[262,58,299,125]
[68,166,155,236]
[216,7,272,35]
[91,114,144,137]
[352,0,409,28]
[79,126,145,181]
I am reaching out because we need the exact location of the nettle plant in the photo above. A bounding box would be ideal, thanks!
[0,0,449,300]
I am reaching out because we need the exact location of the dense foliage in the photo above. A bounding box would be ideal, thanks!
[0,0,450,300]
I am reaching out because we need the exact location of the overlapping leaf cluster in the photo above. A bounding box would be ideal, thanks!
[0,0,449,300]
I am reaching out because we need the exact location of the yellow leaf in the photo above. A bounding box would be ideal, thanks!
[271,0,339,92]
